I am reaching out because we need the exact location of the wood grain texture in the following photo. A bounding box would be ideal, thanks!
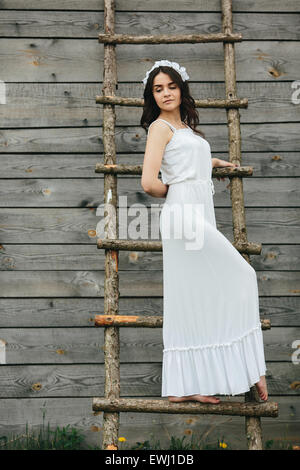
[0,123,300,152]
[0,40,299,82]
[0,177,298,207]
[0,326,297,363]
[0,270,299,297]
[1,83,300,128]
[0,11,299,40]
[0,208,298,243]
[1,152,299,178]
[0,0,299,11]
[0,362,298,397]
[0,296,298,327]
[0,244,298,271]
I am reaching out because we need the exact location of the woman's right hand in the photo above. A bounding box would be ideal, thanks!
[214,159,239,181]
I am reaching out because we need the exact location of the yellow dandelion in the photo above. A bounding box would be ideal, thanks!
[118,437,127,442]
[219,441,227,448]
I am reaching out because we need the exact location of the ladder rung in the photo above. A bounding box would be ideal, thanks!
[94,315,271,330]
[95,164,253,177]
[92,397,278,418]
[97,239,262,255]
[98,32,243,45]
[95,95,248,108]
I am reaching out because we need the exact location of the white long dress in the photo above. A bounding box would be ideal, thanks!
[149,117,267,397]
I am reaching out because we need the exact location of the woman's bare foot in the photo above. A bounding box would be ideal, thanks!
[168,394,220,404]
[255,375,268,401]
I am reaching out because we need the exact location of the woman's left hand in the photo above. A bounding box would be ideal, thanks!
[213,158,239,181]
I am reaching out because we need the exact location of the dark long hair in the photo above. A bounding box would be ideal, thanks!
[140,65,205,138]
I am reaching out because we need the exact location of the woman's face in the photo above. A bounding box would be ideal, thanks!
[152,72,181,111]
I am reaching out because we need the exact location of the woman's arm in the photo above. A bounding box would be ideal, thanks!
[143,178,169,198]
[141,122,170,198]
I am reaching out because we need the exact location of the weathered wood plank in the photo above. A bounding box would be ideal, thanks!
[0,208,298,243]
[0,396,298,450]
[0,326,297,363]
[0,363,298,397]
[1,152,299,178]
[1,0,299,12]
[0,177,298,207]
[0,270,298,297]
[0,123,299,152]
[0,40,299,82]
[0,244,298,271]
[1,11,300,40]
[0,296,298,328]
[1,82,300,128]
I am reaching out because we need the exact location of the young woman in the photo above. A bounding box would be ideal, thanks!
[141,60,268,404]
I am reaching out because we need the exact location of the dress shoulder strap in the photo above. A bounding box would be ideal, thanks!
[156,118,176,132]
[148,118,176,133]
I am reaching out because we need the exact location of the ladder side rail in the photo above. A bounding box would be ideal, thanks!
[222,0,263,450]
[101,0,120,451]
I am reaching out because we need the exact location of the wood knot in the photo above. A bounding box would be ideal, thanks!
[32,382,42,391]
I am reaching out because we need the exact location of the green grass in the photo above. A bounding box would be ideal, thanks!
[0,423,85,450]
[0,423,297,450]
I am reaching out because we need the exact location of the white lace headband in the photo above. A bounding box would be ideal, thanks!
[142,60,189,87]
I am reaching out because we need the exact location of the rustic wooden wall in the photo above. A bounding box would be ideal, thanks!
[0,0,299,450]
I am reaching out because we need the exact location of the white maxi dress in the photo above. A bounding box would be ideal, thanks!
[149,118,267,397]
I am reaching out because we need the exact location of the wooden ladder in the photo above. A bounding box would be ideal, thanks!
[92,0,278,450]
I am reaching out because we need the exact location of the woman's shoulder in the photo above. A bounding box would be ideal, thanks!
[148,119,174,133]
[147,119,159,131]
